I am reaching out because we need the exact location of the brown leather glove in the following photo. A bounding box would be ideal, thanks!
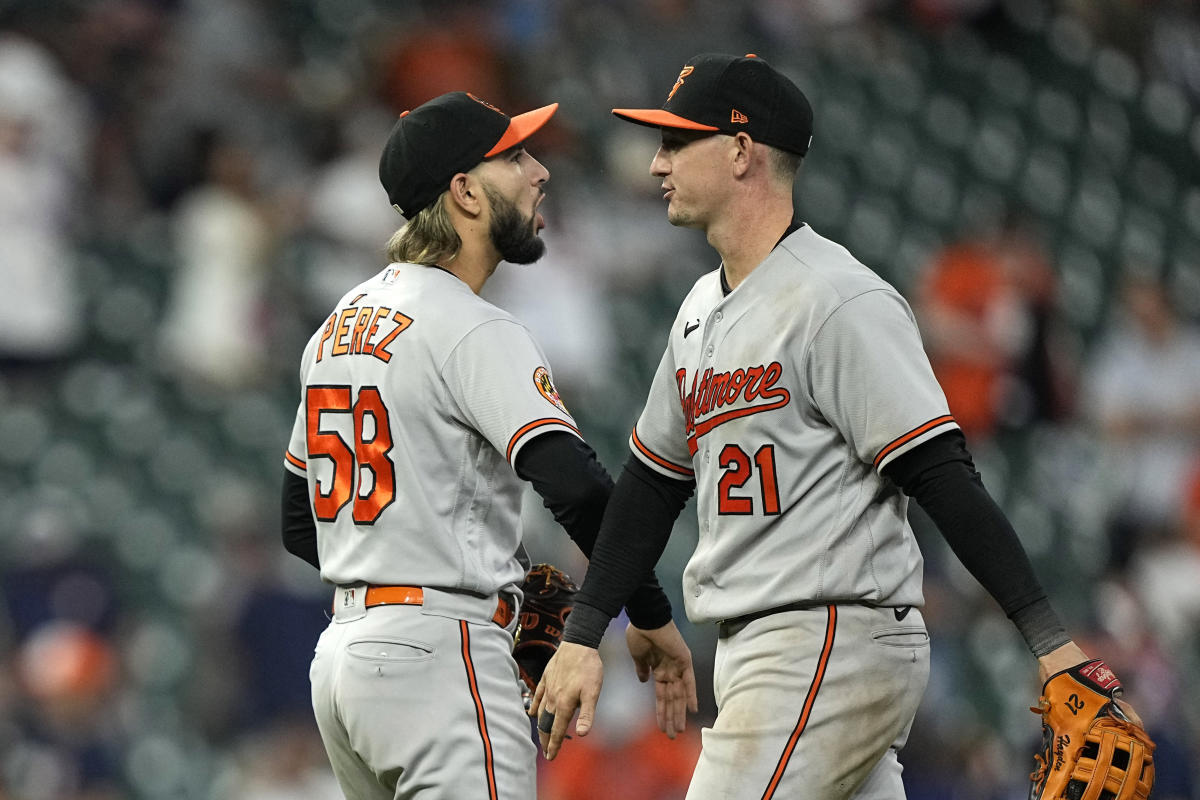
[512,563,578,697]
[1029,659,1155,800]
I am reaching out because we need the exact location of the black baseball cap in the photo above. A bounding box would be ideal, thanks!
[379,91,558,219]
[613,53,813,156]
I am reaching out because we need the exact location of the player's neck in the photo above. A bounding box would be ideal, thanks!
[707,199,795,290]
[438,238,500,295]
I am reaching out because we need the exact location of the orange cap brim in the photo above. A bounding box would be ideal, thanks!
[485,102,559,157]
[611,108,720,131]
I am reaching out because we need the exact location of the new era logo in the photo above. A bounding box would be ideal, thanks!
[731,109,748,124]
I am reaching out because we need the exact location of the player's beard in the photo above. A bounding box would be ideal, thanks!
[483,184,545,264]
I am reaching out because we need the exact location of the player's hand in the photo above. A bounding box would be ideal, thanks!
[1035,641,1144,726]
[529,642,604,760]
[625,620,698,739]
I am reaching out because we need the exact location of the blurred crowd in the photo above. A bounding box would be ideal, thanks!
[1,0,1199,798]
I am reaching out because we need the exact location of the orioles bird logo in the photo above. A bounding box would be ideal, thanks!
[533,366,568,413]
[667,65,694,101]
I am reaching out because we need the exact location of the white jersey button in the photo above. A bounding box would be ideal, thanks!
[714,311,723,323]
[705,345,714,357]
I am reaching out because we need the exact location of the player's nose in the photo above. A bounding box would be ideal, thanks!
[650,147,670,177]
[528,153,550,186]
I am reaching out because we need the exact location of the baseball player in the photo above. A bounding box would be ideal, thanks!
[280,91,695,800]
[531,54,1147,798]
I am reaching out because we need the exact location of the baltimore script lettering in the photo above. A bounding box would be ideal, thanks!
[677,362,791,453]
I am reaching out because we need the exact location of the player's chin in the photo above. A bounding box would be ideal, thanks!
[666,208,699,229]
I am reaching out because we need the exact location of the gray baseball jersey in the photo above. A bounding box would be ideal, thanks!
[631,225,958,624]
[283,262,582,595]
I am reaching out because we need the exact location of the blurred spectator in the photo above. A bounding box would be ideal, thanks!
[158,131,276,387]
[298,105,402,315]
[133,0,297,210]
[1129,459,1200,651]
[1081,270,1200,569]
[378,3,511,114]
[916,216,1071,441]
[0,33,86,382]
[1,622,123,800]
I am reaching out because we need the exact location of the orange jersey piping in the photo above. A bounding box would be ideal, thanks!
[872,415,956,468]
[505,418,582,464]
[631,426,694,478]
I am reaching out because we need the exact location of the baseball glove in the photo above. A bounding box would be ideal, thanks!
[512,563,578,697]
[1029,659,1155,800]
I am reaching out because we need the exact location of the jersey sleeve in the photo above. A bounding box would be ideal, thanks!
[630,340,695,480]
[283,336,318,478]
[807,289,958,472]
[441,318,583,467]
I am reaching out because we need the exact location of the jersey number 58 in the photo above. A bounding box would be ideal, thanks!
[306,385,396,524]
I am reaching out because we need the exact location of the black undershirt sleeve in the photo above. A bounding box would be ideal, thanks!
[882,430,1069,657]
[561,454,696,648]
[514,433,674,630]
[282,469,320,570]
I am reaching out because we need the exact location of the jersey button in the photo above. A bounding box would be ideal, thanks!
[714,311,723,323]
[705,345,714,357]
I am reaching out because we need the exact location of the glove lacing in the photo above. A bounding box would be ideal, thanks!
[1029,697,1051,783]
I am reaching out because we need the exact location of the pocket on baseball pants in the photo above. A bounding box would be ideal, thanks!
[870,626,929,649]
[346,638,435,662]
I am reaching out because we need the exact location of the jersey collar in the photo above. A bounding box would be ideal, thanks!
[719,218,806,295]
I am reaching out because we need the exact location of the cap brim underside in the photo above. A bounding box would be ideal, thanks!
[485,103,559,157]
[611,109,720,131]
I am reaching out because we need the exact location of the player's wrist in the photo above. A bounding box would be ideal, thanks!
[624,579,673,630]
[562,601,610,649]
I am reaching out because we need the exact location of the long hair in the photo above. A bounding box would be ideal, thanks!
[385,193,461,265]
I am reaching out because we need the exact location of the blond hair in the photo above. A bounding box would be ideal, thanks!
[385,193,461,265]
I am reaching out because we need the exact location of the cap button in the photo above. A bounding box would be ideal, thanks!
[400,110,411,117]
[745,53,758,58]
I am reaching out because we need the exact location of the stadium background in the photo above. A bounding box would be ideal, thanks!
[1,0,1199,797]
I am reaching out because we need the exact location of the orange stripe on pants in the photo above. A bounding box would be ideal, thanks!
[460,620,499,800]
[760,605,837,800]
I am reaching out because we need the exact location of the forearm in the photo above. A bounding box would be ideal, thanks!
[564,456,693,647]
[885,431,1068,656]
[281,470,320,570]
[516,434,677,627]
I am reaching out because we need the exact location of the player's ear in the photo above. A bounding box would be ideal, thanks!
[731,132,754,178]
[447,173,482,217]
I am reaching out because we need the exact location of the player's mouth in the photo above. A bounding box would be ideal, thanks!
[662,186,675,201]
[534,193,546,231]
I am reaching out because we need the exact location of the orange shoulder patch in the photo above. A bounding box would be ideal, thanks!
[533,366,568,414]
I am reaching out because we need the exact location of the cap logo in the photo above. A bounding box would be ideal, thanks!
[731,109,748,124]
[467,92,503,114]
[667,66,694,101]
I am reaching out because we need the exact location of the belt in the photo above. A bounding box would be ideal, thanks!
[336,585,516,627]
[718,600,826,637]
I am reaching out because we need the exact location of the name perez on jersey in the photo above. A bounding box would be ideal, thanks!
[314,302,415,364]
[676,361,791,455]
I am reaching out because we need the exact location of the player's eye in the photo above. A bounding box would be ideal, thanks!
[511,148,526,163]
